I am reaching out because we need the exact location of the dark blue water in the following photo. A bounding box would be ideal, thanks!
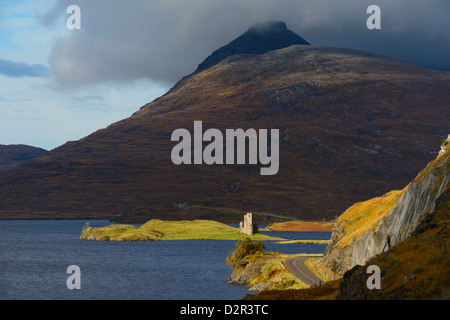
[0,220,330,300]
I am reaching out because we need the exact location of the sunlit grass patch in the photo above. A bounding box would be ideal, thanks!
[334,188,406,247]
[81,219,285,241]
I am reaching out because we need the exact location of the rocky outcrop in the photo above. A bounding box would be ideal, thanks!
[440,134,450,155]
[227,256,267,289]
[334,265,375,300]
[227,253,305,292]
[321,136,450,275]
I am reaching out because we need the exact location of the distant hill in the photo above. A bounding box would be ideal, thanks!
[0,22,449,223]
[0,144,48,171]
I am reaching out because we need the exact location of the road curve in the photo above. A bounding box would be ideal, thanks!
[284,256,324,287]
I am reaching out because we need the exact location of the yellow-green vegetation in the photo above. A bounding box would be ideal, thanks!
[80,222,163,241]
[226,237,266,270]
[334,188,406,248]
[252,254,310,290]
[80,219,285,241]
[226,238,317,291]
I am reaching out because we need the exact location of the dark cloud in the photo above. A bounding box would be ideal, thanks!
[0,58,50,78]
[43,0,450,87]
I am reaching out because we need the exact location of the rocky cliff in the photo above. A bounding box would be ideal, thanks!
[321,135,450,276]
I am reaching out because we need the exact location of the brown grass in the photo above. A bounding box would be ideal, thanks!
[264,220,334,232]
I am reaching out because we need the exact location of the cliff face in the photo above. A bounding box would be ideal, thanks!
[321,136,450,276]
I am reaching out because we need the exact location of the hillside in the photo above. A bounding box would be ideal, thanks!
[0,144,48,171]
[335,179,449,299]
[321,135,450,276]
[251,135,450,300]
[0,22,449,223]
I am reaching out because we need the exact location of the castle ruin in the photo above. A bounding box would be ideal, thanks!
[239,213,258,236]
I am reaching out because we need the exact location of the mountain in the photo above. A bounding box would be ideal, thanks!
[195,21,310,72]
[0,22,449,222]
[0,144,48,171]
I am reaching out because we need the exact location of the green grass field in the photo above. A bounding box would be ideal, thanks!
[80,219,285,241]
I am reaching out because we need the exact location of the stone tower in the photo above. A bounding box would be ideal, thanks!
[239,213,258,236]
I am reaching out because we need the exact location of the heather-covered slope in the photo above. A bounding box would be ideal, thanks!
[0,144,48,171]
[0,23,449,223]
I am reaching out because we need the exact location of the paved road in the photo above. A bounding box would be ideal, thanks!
[284,256,324,287]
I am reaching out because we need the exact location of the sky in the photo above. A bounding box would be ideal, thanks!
[1,0,449,151]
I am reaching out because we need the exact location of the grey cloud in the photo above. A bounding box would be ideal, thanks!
[44,0,450,87]
[0,58,50,78]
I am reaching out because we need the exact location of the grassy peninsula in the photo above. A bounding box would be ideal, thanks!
[80,219,285,241]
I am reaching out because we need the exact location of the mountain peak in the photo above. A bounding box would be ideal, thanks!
[195,21,310,72]
[248,20,288,32]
